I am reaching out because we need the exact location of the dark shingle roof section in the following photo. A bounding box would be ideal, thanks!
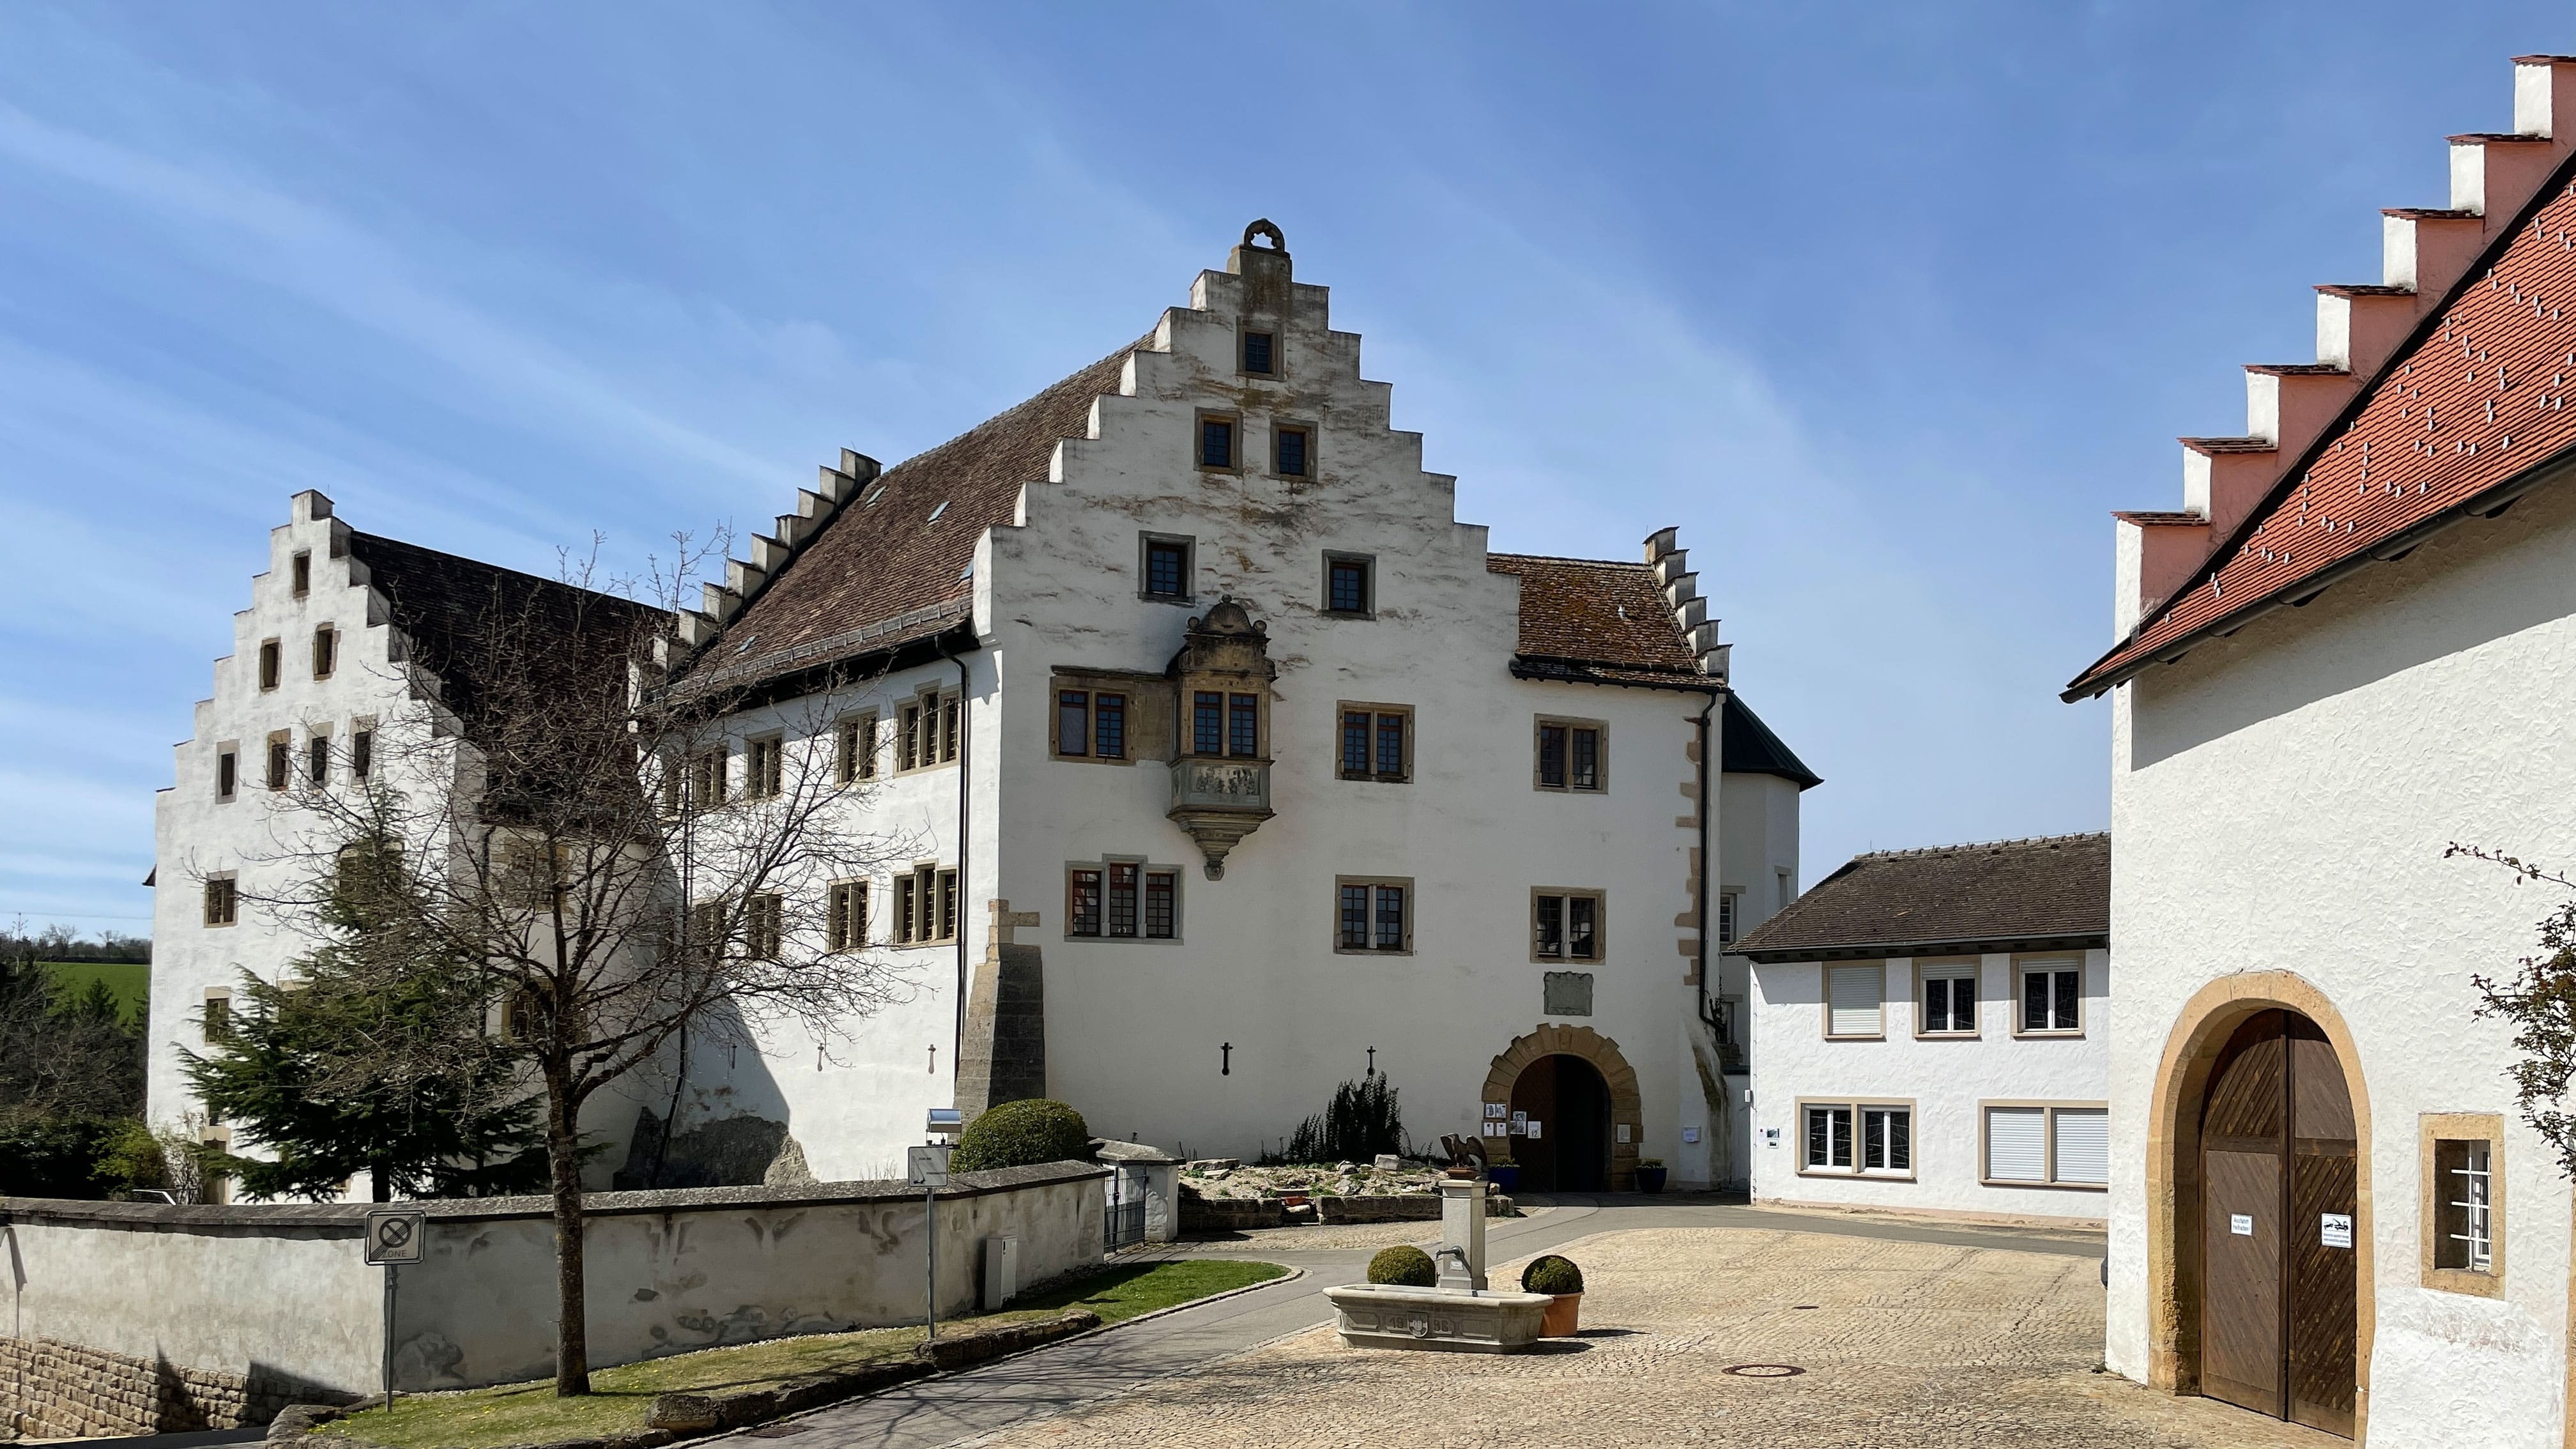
[702,344,1139,688]
[1733,832,2109,961]
[347,532,663,734]
[1722,694,1821,789]
[1485,553,1706,689]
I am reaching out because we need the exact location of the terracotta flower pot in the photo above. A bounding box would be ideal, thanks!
[1540,1292,1582,1337]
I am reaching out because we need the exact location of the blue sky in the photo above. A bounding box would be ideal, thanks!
[2,3,2568,936]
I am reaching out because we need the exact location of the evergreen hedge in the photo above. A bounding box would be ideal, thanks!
[1367,1245,1437,1287]
[949,1098,1090,1172]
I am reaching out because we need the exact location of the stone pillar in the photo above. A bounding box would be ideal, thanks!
[1438,1177,1488,1291]
[956,902,1046,1119]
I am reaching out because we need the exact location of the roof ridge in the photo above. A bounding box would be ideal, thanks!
[348,530,643,606]
[1851,831,2109,861]
[1485,551,1652,571]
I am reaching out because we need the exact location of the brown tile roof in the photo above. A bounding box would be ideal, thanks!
[2069,170,2576,698]
[693,343,1141,688]
[1486,553,1705,687]
[347,532,664,735]
[1732,832,2109,960]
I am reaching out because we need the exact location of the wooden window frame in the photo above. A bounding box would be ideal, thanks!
[1821,960,1886,1041]
[1239,326,1278,377]
[1337,702,1411,783]
[897,691,962,774]
[1063,857,1183,942]
[215,744,239,801]
[745,734,785,800]
[1912,958,1982,1039]
[835,712,878,786]
[202,987,235,1043]
[1977,1100,2110,1191]
[1053,688,1133,764]
[1195,410,1241,473]
[1794,1096,1917,1181]
[1532,716,1608,793]
[689,747,730,809]
[825,879,868,952]
[266,731,292,792]
[1321,551,1375,618]
[1138,533,1195,604]
[202,874,238,928]
[1333,876,1413,956]
[2011,954,2087,1038]
[744,892,785,961]
[305,726,331,787]
[1529,887,1606,965]
[2420,1111,2507,1297]
[894,864,958,946]
[1271,420,1314,480]
[1717,890,1740,947]
[257,639,282,692]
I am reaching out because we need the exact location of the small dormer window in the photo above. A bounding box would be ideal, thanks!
[291,552,311,597]
[1241,330,1276,376]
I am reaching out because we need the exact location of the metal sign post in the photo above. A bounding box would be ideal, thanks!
[914,1108,962,1343]
[364,1209,426,1411]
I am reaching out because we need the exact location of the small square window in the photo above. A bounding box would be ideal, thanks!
[1335,877,1412,954]
[1142,536,1193,601]
[1274,425,1310,479]
[1241,330,1275,375]
[1535,718,1606,792]
[1324,553,1373,616]
[1199,415,1237,470]
[203,877,238,928]
[2018,960,2083,1034]
[1532,889,1604,962]
[1338,705,1411,782]
[1919,964,1979,1036]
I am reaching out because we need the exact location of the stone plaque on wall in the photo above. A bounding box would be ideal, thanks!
[1542,971,1593,1016]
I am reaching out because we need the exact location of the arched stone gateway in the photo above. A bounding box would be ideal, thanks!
[1481,1025,1643,1192]
[2147,972,2371,1442]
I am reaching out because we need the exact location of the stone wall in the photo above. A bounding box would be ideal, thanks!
[0,1335,333,1438]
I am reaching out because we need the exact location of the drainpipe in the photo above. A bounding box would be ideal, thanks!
[940,636,972,1083]
[1692,691,1720,1036]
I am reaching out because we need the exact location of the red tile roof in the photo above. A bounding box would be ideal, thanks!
[2069,174,2576,698]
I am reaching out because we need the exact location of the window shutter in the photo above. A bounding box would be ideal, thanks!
[2051,1108,2108,1186]
[1986,1107,2046,1183]
[1826,964,1883,1036]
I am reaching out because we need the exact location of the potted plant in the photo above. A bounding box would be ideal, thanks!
[1634,1157,1667,1193]
[1522,1254,1584,1337]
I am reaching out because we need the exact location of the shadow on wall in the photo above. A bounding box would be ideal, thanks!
[611,999,808,1190]
[2129,484,2576,772]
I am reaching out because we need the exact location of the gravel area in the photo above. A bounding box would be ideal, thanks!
[967,1226,2345,1448]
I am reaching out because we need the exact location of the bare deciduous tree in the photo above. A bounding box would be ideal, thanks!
[2451,843,2576,1178]
[233,537,917,1395]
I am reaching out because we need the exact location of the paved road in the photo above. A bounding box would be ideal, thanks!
[753,1197,2102,1449]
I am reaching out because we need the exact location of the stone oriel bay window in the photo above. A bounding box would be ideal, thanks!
[1337,703,1410,781]
[1064,859,1181,940]
[1798,1096,1914,1179]
[1533,716,1606,792]
[1335,877,1411,954]
[1531,888,1604,963]
[1915,959,1981,1038]
[2421,1111,2506,1296]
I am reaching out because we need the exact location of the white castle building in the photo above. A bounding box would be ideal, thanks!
[148,222,1815,1196]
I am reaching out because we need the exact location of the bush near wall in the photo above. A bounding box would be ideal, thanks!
[951,1099,1089,1172]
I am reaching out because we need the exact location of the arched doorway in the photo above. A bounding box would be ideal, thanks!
[1507,1054,1610,1192]
[2193,1008,2358,1438]
[1481,1024,1644,1191]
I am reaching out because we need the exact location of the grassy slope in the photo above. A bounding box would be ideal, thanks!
[40,961,148,1025]
[325,1259,1287,1449]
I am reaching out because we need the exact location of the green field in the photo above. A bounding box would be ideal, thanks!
[40,961,149,1025]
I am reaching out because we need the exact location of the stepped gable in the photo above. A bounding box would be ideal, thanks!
[346,532,661,732]
[684,344,1141,691]
[2070,55,2576,699]
[1489,527,1723,691]
[1731,833,2110,961]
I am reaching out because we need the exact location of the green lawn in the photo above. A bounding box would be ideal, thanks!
[40,961,148,1025]
[323,1259,1287,1449]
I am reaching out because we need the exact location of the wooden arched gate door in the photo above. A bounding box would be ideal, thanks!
[2199,1009,2358,1438]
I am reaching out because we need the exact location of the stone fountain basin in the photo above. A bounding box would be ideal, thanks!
[1322,1283,1554,1353]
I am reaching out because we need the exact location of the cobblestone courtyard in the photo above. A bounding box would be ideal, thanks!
[969,1227,2346,1448]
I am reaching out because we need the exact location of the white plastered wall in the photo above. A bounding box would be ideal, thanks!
[2102,474,2576,1445]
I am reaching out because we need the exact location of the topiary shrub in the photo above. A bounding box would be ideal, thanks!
[1367,1245,1437,1287]
[949,1098,1091,1172]
[1521,1254,1584,1295]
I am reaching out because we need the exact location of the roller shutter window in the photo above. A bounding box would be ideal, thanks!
[1986,1106,2047,1183]
[1826,963,1883,1038]
[2051,1107,2110,1186]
